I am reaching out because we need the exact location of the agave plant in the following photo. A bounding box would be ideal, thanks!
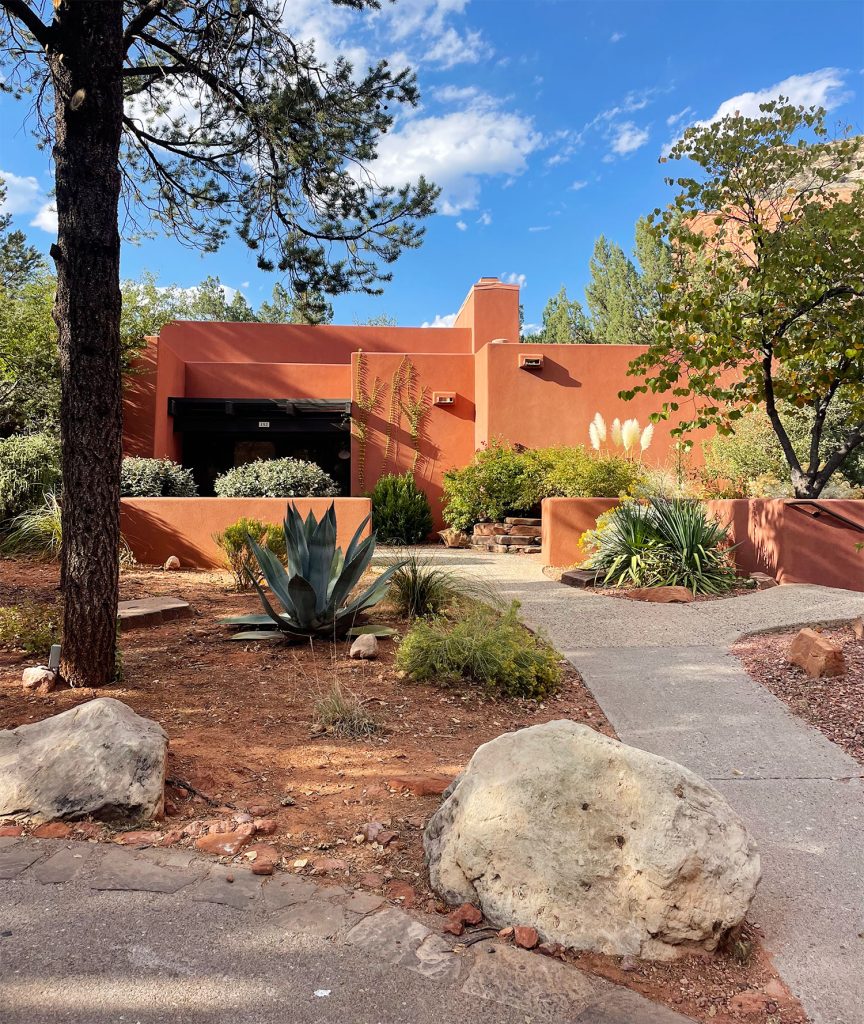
[221,503,404,641]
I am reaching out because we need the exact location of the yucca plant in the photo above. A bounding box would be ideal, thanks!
[221,502,405,641]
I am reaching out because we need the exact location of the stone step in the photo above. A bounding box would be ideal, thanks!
[504,517,542,527]
[560,568,602,589]
[493,534,541,546]
[118,596,192,632]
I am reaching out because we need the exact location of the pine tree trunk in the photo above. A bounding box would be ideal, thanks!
[49,2,124,687]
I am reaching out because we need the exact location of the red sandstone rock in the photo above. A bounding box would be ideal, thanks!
[387,775,452,797]
[852,616,864,641]
[311,856,348,875]
[788,628,845,678]
[384,879,417,907]
[450,903,483,926]
[253,818,278,835]
[625,586,694,604]
[513,926,539,950]
[194,828,253,857]
[31,822,72,839]
[246,843,279,876]
[116,830,163,846]
[443,918,464,936]
[0,825,23,837]
[498,926,514,939]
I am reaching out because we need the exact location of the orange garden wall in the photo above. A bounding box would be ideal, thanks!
[120,497,371,568]
[541,497,864,592]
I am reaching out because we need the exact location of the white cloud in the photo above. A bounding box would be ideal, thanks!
[477,211,492,226]
[666,106,694,127]
[422,311,458,328]
[610,31,625,43]
[608,121,650,155]
[569,179,588,191]
[696,68,850,127]
[0,170,42,214]
[30,201,57,233]
[456,219,467,231]
[379,0,491,69]
[501,272,526,287]
[370,94,542,214]
[528,225,550,232]
[423,26,492,68]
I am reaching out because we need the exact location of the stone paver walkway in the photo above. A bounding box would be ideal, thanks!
[0,836,690,1024]
[416,549,864,1024]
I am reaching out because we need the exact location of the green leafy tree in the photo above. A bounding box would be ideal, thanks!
[624,101,864,498]
[534,286,594,343]
[0,0,437,687]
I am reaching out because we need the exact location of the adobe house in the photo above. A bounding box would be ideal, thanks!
[122,276,695,524]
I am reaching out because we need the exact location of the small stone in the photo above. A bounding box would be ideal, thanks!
[349,634,378,660]
[194,829,253,857]
[22,666,57,695]
[0,825,24,837]
[358,873,382,888]
[788,628,845,678]
[438,528,470,549]
[443,918,464,936]
[852,616,864,641]
[377,830,398,847]
[248,803,272,816]
[245,843,279,876]
[360,821,384,843]
[160,828,184,847]
[498,926,514,939]
[749,572,778,590]
[163,556,181,571]
[253,818,278,836]
[31,822,72,839]
[387,775,452,797]
[225,873,234,883]
[450,902,483,926]
[233,812,254,824]
[538,941,564,958]
[311,856,348,876]
[115,830,162,846]
[514,926,539,950]
[279,795,296,807]
[293,858,308,870]
[384,879,417,907]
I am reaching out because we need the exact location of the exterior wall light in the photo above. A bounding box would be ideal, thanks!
[519,354,544,371]
[432,392,456,406]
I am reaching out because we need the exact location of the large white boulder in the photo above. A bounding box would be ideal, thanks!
[424,720,760,960]
[0,698,167,823]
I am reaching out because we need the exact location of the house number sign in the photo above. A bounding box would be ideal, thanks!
[258,420,270,428]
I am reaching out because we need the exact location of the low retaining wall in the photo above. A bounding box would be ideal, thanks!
[542,497,864,592]
[120,497,372,569]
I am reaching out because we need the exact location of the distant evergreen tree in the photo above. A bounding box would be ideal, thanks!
[534,286,594,343]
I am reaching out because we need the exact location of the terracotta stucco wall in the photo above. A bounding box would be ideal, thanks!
[185,362,351,400]
[541,496,864,592]
[476,342,701,466]
[351,351,476,528]
[454,278,520,351]
[120,496,371,568]
[122,338,158,458]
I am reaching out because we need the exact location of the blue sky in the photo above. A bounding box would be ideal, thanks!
[1,0,862,330]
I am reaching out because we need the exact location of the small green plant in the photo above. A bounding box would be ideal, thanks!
[1,491,62,558]
[0,432,61,521]
[582,499,739,594]
[313,681,380,739]
[387,553,498,619]
[214,517,287,590]
[369,472,433,544]
[0,600,61,655]
[442,439,540,531]
[120,457,198,497]
[214,458,339,498]
[221,502,405,640]
[396,600,562,699]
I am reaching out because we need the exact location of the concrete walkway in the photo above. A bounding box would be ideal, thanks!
[421,550,864,1024]
[0,836,690,1024]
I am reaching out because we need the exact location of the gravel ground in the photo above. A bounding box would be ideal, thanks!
[733,623,864,765]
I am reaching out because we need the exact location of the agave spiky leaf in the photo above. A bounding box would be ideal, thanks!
[230,502,404,641]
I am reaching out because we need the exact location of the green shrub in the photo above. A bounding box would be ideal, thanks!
[0,432,61,521]
[1,491,62,558]
[0,600,61,655]
[583,498,739,594]
[214,517,287,590]
[537,446,645,500]
[369,473,433,544]
[120,457,198,497]
[214,457,339,498]
[396,600,562,699]
[442,439,542,531]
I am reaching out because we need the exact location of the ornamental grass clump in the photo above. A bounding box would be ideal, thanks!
[582,498,739,595]
[0,600,61,655]
[396,600,562,699]
[386,553,500,619]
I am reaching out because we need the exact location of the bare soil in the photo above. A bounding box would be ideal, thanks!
[733,623,864,765]
[0,556,806,1024]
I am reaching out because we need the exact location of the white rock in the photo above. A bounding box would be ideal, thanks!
[0,698,168,823]
[163,555,181,570]
[424,720,760,960]
[349,634,378,660]
[21,666,57,694]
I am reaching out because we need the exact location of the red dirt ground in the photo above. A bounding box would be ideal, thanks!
[0,557,806,1024]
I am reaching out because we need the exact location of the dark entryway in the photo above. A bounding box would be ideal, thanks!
[169,398,352,496]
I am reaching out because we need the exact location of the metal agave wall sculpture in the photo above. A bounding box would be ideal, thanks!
[221,503,404,641]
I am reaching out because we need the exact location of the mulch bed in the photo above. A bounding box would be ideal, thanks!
[0,556,807,1024]
[733,623,864,765]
